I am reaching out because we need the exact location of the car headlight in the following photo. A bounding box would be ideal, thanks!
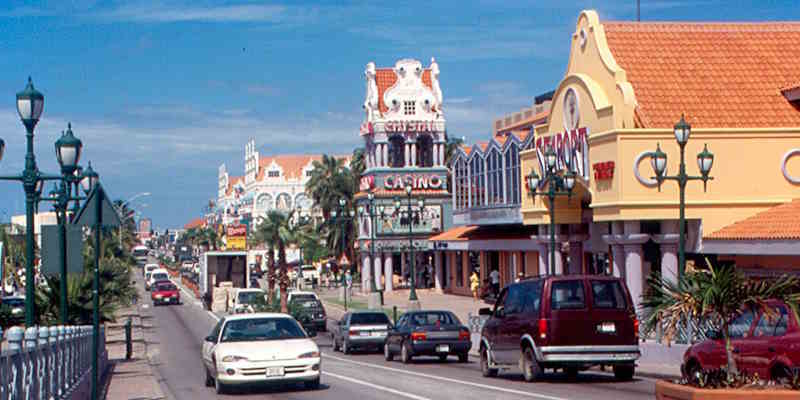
[154,295,163,299]
[298,351,320,359]
[221,355,249,362]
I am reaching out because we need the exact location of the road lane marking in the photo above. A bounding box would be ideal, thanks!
[322,353,569,400]
[322,371,432,400]
[207,311,220,321]
[171,279,204,307]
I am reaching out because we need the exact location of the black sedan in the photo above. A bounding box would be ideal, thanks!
[292,298,327,333]
[384,310,471,363]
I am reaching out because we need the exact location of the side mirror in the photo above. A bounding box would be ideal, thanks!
[204,335,216,343]
[706,329,722,341]
[478,307,492,316]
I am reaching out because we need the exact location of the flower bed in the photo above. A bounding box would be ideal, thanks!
[656,380,799,400]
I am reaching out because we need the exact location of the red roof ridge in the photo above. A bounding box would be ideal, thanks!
[706,198,800,240]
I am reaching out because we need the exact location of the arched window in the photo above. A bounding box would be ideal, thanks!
[416,135,434,167]
[505,143,520,204]
[470,156,484,207]
[256,193,273,211]
[388,135,405,168]
[276,193,292,212]
[487,149,503,205]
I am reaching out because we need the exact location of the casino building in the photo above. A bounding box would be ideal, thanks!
[516,10,800,310]
[354,58,453,294]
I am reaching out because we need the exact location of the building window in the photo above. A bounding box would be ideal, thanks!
[470,156,485,207]
[454,158,468,210]
[403,100,415,115]
[306,170,312,177]
[417,134,433,168]
[487,149,503,205]
[505,144,520,204]
[268,170,280,178]
[388,135,405,168]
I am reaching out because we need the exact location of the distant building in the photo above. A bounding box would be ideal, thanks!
[137,218,152,240]
[11,212,58,248]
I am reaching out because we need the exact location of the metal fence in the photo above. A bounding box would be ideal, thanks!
[0,325,107,400]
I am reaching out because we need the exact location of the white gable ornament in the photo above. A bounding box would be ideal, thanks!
[382,58,437,121]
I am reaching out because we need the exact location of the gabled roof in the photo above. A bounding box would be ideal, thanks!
[226,176,243,196]
[603,21,800,128]
[255,154,350,181]
[452,126,537,165]
[707,198,800,240]
[375,68,432,113]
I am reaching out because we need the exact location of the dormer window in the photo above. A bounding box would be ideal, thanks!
[306,170,312,177]
[268,170,280,178]
[403,100,416,115]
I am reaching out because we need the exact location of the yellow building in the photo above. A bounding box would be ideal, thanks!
[520,10,800,309]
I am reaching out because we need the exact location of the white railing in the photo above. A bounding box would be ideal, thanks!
[0,325,107,400]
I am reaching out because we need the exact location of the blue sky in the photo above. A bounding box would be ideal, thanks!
[1,0,798,229]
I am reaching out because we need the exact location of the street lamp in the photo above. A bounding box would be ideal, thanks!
[650,114,714,278]
[359,192,388,308]
[525,144,577,276]
[395,185,425,306]
[330,198,355,310]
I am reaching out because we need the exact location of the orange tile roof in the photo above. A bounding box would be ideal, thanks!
[226,176,243,195]
[376,68,433,113]
[603,22,800,128]
[707,198,800,240]
[184,218,206,230]
[256,154,350,181]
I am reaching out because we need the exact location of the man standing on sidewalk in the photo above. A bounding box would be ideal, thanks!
[489,269,500,296]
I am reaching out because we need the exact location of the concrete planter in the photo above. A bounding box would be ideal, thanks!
[655,380,799,400]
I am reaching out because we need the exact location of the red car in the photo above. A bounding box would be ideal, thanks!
[683,300,799,381]
[151,281,181,306]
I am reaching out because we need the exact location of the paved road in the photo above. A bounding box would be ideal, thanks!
[139,272,656,400]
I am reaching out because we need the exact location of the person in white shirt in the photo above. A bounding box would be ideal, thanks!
[489,269,500,296]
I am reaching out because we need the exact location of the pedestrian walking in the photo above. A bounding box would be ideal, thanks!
[489,268,500,296]
[470,270,480,302]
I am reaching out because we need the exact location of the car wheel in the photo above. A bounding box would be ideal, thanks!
[438,354,448,362]
[772,365,793,385]
[204,368,214,387]
[613,364,635,381]
[342,340,350,355]
[683,360,702,384]
[384,343,394,361]
[304,377,321,390]
[458,352,468,363]
[401,341,413,364]
[521,347,541,382]
[214,377,227,394]
[480,347,497,377]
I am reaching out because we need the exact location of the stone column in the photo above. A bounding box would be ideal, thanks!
[611,245,625,278]
[362,254,371,294]
[374,253,383,291]
[623,243,645,313]
[568,240,583,275]
[405,144,410,167]
[384,254,393,292]
[434,252,443,293]
[538,244,547,275]
[439,144,445,168]
[382,144,389,167]
[654,220,680,285]
[410,143,417,166]
[433,143,439,166]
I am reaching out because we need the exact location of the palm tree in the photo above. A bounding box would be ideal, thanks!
[350,147,366,182]
[641,260,800,380]
[307,154,347,218]
[253,211,298,312]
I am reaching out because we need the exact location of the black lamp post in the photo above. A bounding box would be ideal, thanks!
[394,185,425,303]
[330,198,355,310]
[649,115,714,278]
[525,145,576,276]
[0,78,93,326]
[358,192,387,295]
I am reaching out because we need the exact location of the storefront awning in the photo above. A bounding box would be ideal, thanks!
[430,225,540,251]
[704,198,800,255]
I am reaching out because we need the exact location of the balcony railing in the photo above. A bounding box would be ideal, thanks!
[0,325,107,400]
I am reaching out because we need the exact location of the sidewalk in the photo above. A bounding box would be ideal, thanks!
[317,286,682,380]
[103,303,168,400]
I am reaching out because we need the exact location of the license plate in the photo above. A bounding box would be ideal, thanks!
[598,322,616,333]
[266,367,284,377]
[436,344,450,353]
[360,331,370,336]
[371,332,384,337]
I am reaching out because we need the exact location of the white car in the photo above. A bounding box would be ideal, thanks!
[202,313,320,394]
[146,269,169,291]
[300,265,319,284]
[231,288,266,314]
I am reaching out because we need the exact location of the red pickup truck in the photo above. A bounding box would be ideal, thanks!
[151,281,181,306]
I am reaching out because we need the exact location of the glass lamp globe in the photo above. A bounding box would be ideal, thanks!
[650,143,667,177]
[16,77,44,130]
[564,172,576,191]
[526,170,540,192]
[545,145,557,170]
[81,162,99,193]
[697,143,714,176]
[673,114,691,145]
[55,123,83,174]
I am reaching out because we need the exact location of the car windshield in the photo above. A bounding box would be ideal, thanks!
[220,318,306,342]
[237,291,262,304]
[350,313,390,325]
[2,298,24,307]
[296,299,323,309]
[152,273,168,280]
[291,294,317,303]
[409,312,457,326]
[156,283,176,291]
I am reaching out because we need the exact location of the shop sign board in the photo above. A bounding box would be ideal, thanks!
[384,120,436,133]
[593,161,615,180]
[383,174,444,190]
[373,204,443,235]
[226,224,247,250]
[535,127,590,181]
[360,175,375,191]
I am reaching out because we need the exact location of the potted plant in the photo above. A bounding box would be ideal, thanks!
[641,260,800,399]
